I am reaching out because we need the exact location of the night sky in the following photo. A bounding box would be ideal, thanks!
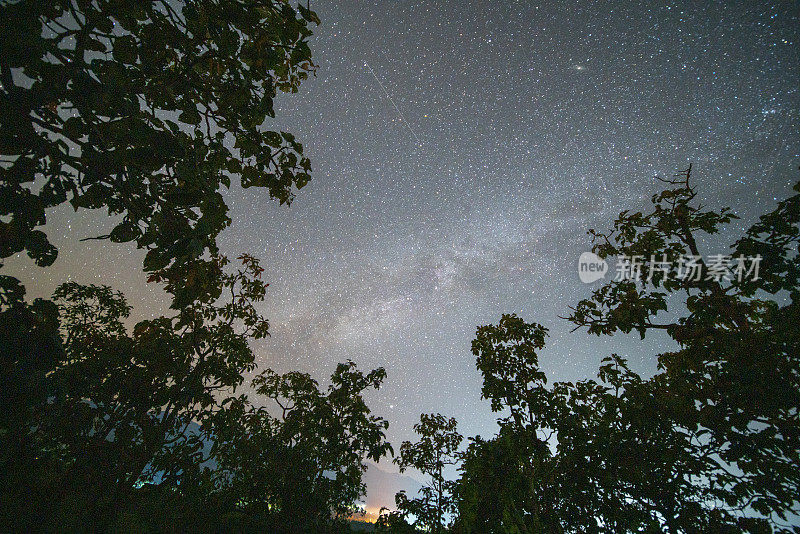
[5,0,800,502]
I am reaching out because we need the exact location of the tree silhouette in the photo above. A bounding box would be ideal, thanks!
[393,413,462,533]
[453,169,800,533]
[0,0,317,306]
[456,314,560,533]
[0,2,404,531]
[569,167,800,528]
[210,362,393,532]
[1,254,271,529]
[0,2,328,529]
[0,256,392,532]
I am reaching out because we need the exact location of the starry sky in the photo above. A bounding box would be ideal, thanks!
[5,0,800,488]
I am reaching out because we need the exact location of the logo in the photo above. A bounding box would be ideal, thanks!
[578,252,608,283]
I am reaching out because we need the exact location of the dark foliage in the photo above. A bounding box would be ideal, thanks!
[386,413,462,533]
[449,169,800,533]
[0,2,397,532]
[0,255,391,532]
[1,0,317,307]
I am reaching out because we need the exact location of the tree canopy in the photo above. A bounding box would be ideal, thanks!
[387,413,463,533]
[1,0,317,306]
[448,169,800,533]
[0,2,402,532]
[0,254,393,532]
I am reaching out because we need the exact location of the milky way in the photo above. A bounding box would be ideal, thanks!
[6,1,799,455]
